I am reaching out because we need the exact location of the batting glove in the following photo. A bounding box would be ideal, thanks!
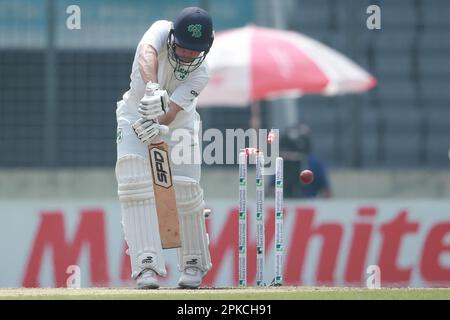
[138,88,170,120]
[132,118,161,145]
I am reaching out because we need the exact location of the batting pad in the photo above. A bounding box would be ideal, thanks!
[174,176,212,273]
[116,154,167,277]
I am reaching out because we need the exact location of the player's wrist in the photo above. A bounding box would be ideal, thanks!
[145,82,160,93]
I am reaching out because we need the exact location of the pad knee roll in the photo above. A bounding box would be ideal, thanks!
[116,154,154,202]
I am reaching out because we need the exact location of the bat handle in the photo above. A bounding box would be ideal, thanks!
[159,124,169,136]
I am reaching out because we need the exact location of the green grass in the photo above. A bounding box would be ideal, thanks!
[1,287,450,300]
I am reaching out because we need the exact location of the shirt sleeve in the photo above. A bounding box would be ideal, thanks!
[170,72,210,112]
[138,20,171,53]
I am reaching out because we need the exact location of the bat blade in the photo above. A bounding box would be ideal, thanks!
[149,142,181,249]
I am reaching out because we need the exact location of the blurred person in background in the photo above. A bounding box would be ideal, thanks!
[271,123,331,199]
[115,7,214,289]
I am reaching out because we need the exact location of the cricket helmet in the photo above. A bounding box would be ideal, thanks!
[167,7,214,80]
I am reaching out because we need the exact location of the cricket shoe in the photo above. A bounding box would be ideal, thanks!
[178,267,205,289]
[136,269,159,289]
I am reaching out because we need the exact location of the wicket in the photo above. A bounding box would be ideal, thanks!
[238,151,248,287]
[238,149,284,287]
[256,152,265,286]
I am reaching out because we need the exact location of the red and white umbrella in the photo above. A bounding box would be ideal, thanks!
[198,25,376,107]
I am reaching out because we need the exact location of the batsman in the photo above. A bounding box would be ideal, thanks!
[115,7,214,289]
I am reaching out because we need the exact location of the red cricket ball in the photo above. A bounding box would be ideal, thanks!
[300,170,314,184]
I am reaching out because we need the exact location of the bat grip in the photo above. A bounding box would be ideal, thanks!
[159,124,169,136]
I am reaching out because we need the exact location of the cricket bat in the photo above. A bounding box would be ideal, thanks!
[148,128,181,249]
